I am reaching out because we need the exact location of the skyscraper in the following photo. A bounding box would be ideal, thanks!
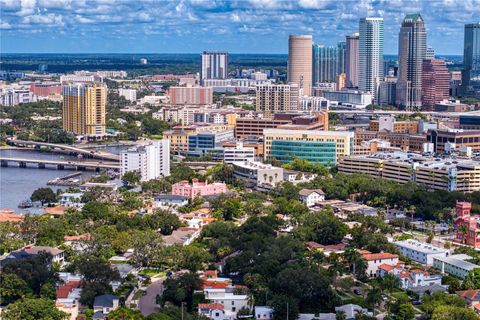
[396,14,427,110]
[62,82,106,136]
[337,41,346,74]
[345,33,360,88]
[358,18,384,97]
[201,51,228,80]
[463,23,480,97]
[255,83,299,118]
[288,35,313,96]
[312,44,339,84]
[421,59,450,110]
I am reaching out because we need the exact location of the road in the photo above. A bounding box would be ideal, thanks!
[138,277,166,316]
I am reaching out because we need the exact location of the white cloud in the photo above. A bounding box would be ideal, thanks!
[230,13,241,22]
[298,0,331,9]
[18,0,37,16]
[0,22,12,29]
[38,0,71,8]
[22,13,64,26]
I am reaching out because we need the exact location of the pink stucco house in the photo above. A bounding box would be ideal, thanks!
[172,179,227,199]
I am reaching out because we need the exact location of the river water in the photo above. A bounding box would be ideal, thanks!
[0,149,94,213]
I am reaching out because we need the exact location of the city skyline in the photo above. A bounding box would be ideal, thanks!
[1,0,479,55]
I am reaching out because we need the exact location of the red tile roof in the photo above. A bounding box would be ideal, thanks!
[204,270,217,277]
[198,303,224,310]
[362,252,399,261]
[456,290,480,300]
[306,241,322,248]
[0,212,24,223]
[378,264,395,272]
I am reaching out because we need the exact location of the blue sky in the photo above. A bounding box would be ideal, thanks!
[1,0,479,54]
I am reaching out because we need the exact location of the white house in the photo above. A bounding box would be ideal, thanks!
[299,189,325,207]
[433,254,480,279]
[255,306,273,320]
[378,264,442,289]
[394,239,448,265]
[361,251,400,277]
[93,294,119,319]
[203,288,248,319]
[198,303,228,320]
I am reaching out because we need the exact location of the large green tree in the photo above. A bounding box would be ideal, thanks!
[2,297,68,320]
[30,187,56,205]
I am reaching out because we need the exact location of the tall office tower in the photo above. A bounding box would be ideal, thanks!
[255,83,299,118]
[426,46,435,59]
[421,59,450,110]
[312,44,339,84]
[337,41,346,74]
[201,51,228,80]
[62,82,107,136]
[463,23,480,97]
[288,35,313,96]
[396,14,427,110]
[121,139,170,181]
[345,33,360,88]
[358,18,384,97]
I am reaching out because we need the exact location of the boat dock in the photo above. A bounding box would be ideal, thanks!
[47,172,83,186]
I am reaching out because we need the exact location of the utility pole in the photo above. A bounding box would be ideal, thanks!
[181,302,185,320]
[286,302,289,320]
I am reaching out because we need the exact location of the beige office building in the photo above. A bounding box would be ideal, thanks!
[288,35,313,96]
[62,83,107,136]
[255,83,299,118]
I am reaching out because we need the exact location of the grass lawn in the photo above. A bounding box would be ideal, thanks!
[139,269,165,277]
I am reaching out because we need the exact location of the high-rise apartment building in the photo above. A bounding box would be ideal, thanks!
[396,14,427,110]
[345,33,360,88]
[288,35,313,96]
[312,44,339,84]
[359,18,384,96]
[463,23,480,97]
[62,83,107,136]
[169,86,213,105]
[201,51,228,80]
[255,84,299,118]
[421,59,450,110]
[120,139,170,181]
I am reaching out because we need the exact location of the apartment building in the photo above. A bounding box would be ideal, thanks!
[164,124,234,153]
[223,142,255,164]
[263,129,354,166]
[338,151,480,192]
[255,83,299,118]
[433,254,479,279]
[120,139,170,181]
[394,240,448,265]
[169,86,213,105]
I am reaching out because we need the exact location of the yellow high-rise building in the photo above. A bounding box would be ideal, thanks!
[62,83,107,136]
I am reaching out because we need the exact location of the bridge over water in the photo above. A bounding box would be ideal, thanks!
[0,157,120,171]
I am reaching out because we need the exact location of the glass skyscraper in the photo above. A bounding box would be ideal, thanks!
[312,42,346,86]
[358,17,384,97]
[463,23,480,97]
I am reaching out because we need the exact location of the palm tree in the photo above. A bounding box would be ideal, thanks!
[336,311,347,320]
[459,224,469,244]
[343,247,361,274]
[366,287,383,316]
[380,274,401,294]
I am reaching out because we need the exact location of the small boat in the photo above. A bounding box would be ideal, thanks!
[18,200,33,208]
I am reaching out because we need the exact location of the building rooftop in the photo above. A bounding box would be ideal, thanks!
[264,128,354,137]
[433,254,479,271]
[394,240,447,255]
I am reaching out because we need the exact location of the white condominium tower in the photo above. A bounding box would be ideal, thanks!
[120,139,170,182]
[201,51,228,80]
[358,18,384,97]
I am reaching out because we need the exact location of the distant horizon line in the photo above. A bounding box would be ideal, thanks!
[0,52,463,56]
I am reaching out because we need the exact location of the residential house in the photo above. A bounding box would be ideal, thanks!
[92,294,119,319]
[456,289,480,314]
[378,264,442,289]
[55,280,82,320]
[361,251,400,277]
[254,306,273,320]
[198,303,228,320]
[203,288,248,319]
[299,189,325,207]
[283,170,317,185]
[335,304,373,320]
[163,227,201,246]
[154,194,189,208]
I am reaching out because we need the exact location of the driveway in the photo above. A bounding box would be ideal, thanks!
[138,277,166,316]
